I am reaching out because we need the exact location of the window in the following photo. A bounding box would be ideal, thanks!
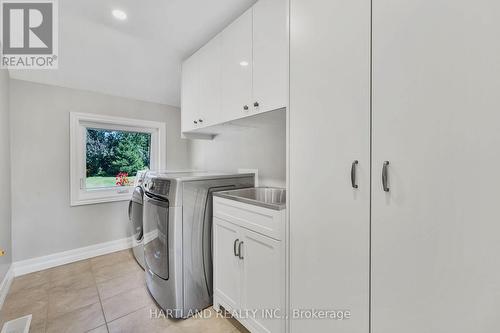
[85,128,151,189]
[70,112,166,206]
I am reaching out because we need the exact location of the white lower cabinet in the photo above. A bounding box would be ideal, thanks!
[213,218,242,311]
[213,199,285,333]
[240,230,283,333]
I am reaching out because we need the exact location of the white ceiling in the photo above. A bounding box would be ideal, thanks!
[9,0,257,107]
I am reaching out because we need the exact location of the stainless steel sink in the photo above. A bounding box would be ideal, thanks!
[213,187,286,210]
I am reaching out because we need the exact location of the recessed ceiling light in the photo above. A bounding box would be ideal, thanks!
[112,9,127,20]
[239,61,249,67]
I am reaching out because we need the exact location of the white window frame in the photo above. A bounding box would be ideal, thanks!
[70,112,166,206]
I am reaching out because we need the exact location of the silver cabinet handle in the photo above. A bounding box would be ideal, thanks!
[238,241,244,260]
[233,239,240,257]
[193,120,198,124]
[243,105,249,111]
[382,161,390,192]
[253,102,259,107]
[351,160,359,189]
[198,119,203,123]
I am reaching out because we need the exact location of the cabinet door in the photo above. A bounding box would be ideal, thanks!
[289,0,371,332]
[213,217,242,311]
[241,229,284,333]
[253,0,288,113]
[198,35,222,127]
[181,54,199,133]
[221,9,253,122]
[372,1,500,332]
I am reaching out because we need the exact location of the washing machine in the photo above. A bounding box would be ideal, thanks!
[142,171,254,318]
[128,171,148,269]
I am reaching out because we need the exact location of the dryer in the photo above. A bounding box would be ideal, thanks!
[128,170,148,269]
[129,186,145,269]
[142,172,254,318]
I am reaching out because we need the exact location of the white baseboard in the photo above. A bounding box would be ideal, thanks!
[0,265,14,309]
[13,236,133,277]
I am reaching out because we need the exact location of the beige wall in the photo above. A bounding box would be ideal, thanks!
[0,69,11,281]
[10,80,190,261]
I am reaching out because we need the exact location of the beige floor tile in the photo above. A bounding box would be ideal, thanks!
[92,260,142,284]
[177,309,241,333]
[47,285,100,319]
[0,295,48,325]
[1,255,247,333]
[86,325,108,333]
[46,302,105,333]
[226,317,250,333]
[215,308,250,333]
[29,319,47,333]
[101,286,155,322]
[48,260,92,283]
[96,270,145,300]
[107,307,179,333]
[49,271,95,292]
[90,250,134,271]
[9,270,51,295]
[4,284,49,305]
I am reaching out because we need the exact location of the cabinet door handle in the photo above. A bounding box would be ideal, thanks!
[382,161,390,192]
[198,119,203,123]
[253,102,259,107]
[233,239,240,257]
[243,105,249,111]
[193,120,198,124]
[351,160,359,189]
[238,241,244,260]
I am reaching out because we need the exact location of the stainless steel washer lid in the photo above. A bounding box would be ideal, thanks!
[147,171,255,182]
[143,171,256,207]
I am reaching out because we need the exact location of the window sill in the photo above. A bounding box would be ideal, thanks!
[70,190,133,206]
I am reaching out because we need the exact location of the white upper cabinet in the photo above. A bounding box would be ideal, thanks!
[198,35,222,127]
[252,0,288,114]
[181,53,199,133]
[221,9,253,122]
[181,0,288,135]
[181,37,221,132]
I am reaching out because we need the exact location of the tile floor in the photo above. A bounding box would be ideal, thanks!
[0,250,248,333]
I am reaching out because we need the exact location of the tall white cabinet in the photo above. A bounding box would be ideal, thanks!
[289,0,371,332]
[290,0,500,332]
[371,0,500,332]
